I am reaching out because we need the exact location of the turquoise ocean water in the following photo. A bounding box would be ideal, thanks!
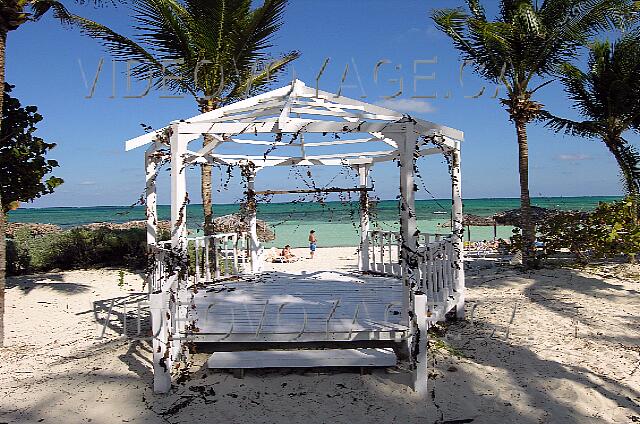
[8,197,620,247]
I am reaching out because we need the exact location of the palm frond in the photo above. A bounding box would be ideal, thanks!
[66,14,195,95]
[533,0,633,75]
[466,0,486,19]
[539,109,601,137]
[30,0,73,23]
[72,0,297,103]
[225,50,300,103]
[432,8,512,84]
[617,141,640,194]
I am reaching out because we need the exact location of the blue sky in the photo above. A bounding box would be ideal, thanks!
[5,0,633,208]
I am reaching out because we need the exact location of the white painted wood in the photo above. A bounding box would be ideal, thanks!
[370,231,377,272]
[413,294,428,396]
[186,272,407,339]
[451,140,465,318]
[245,166,261,274]
[150,292,171,393]
[127,79,467,396]
[145,146,158,247]
[357,164,370,272]
[207,348,396,369]
[145,146,159,295]
[170,125,188,252]
[399,130,418,328]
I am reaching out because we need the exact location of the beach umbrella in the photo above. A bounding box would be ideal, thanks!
[439,213,496,227]
[438,213,497,241]
[214,214,275,242]
[492,206,559,226]
[462,214,496,226]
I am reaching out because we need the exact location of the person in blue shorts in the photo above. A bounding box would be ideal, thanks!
[309,230,317,259]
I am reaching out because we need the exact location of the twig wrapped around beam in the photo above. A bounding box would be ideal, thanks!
[251,187,372,196]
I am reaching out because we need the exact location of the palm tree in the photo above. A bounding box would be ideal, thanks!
[543,34,640,201]
[431,0,632,267]
[68,0,299,237]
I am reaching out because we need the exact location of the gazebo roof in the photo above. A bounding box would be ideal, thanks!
[125,79,463,168]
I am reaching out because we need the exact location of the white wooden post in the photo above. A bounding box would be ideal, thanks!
[170,123,188,252]
[151,122,188,394]
[413,293,428,396]
[451,140,465,318]
[356,164,371,271]
[151,291,171,393]
[145,145,159,294]
[145,145,158,247]
[399,127,428,396]
[398,129,418,325]
[245,164,261,273]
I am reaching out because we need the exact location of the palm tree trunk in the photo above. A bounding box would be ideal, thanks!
[199,100,217,275]
[515,118,536,267]
[606,137,639,196]
[604,136,639,222]
[200,101,216,236]
[0,29,8,347]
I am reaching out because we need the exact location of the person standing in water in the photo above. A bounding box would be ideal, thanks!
[309,230,317,259]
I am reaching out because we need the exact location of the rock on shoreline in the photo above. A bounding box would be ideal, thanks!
[6,214,274,242]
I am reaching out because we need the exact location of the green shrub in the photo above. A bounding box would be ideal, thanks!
[537,197,640,263]
[6,227,152,275]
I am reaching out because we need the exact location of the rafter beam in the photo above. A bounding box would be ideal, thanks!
[252,187,372,196]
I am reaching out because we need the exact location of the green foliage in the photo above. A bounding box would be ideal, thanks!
[431,0,635,267]
[537,197,640,262]
[68,0,299,105]
[6,227,151,275]
[542,33,640,197]
[0,83,63,212]
[431,0,634,96]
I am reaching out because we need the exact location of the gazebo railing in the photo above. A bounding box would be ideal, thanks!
[147,244,172,294]
[416,236,456,302]
[147,244,188,393]
[365,230,457,301]
[189,232,255,283]
[367,230,402,276]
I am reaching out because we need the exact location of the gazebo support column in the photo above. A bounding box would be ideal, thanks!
[451,141,465,318]
[145,145,159,247]
[170,125,188,251]
[145,145,159,296]
[244,164,261,273]
[398,128,427,397]
[356,164,371,272]
[152,123,188,394]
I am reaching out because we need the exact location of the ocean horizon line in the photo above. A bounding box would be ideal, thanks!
[9,194,624,211]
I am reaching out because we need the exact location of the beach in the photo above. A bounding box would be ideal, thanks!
[1,247,638,423]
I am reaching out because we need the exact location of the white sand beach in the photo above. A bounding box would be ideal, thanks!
[1,247,639,423]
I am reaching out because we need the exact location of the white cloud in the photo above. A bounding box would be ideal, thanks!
[557,154,591,161]
[79,180,97,186]
[375,99,436,114]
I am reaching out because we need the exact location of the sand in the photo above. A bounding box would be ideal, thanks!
[1,247,639,423]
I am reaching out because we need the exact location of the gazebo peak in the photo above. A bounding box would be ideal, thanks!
[125,79,463,152]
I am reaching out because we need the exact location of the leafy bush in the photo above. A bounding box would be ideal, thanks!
[6,227,154,275]
[537,197,640,262]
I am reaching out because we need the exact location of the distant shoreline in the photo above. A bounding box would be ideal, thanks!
[7,195,623,211]
[6,196,620,244]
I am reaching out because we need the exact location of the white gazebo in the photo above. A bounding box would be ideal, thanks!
[125,79,465,396]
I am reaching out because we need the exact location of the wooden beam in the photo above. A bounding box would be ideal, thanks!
[357,164,371,272]
[252,187,372,196]
[451,140,465,319]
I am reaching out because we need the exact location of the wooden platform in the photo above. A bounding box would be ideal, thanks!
[184,270,410,343]
[207,348,397,369]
